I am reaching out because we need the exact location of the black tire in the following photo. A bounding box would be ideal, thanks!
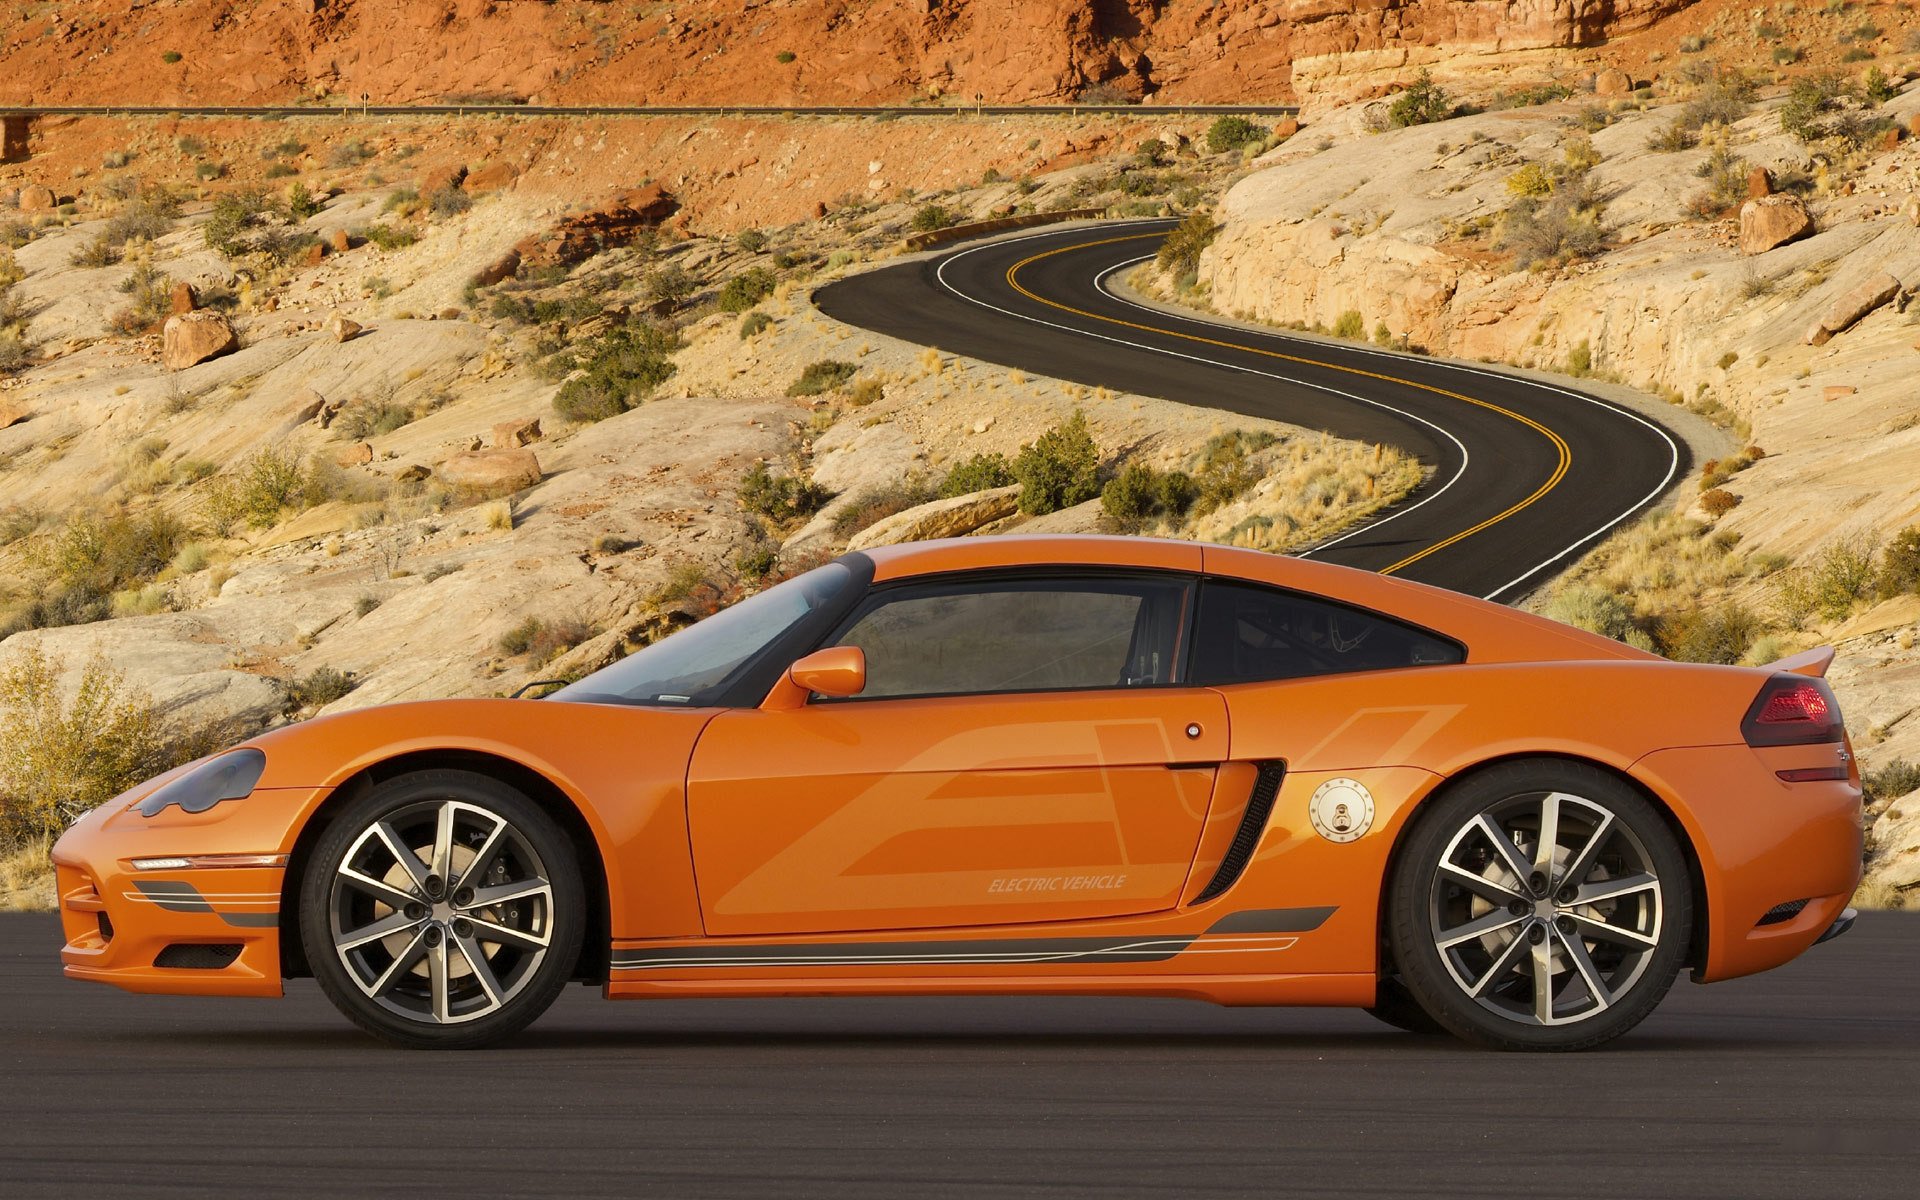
[1363,974,1447,1035]
[300,769,584,1049]
[1385,759,1692,1052]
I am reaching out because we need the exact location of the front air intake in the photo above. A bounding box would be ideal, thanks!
[1756,899,1810,927]
[154,943,243,970]
[1193,761,1286,904]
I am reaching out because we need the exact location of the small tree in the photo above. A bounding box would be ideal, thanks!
[1389,70,1453,127]
[1155,210,1217,282]
[1205,115,1266,154]
[0,649,168,839]
[1012,411,1101,515]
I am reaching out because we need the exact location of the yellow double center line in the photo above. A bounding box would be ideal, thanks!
[1004,233,1572,576]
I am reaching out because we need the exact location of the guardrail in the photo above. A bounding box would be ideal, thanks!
[0,102,1299,120]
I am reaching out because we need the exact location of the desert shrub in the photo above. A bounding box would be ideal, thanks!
[428,186,471,218]
[1660,604,1762,665]
[264,163,297,180]
[1875,527,1920,597]
[551,324,680,423]
[1544,585,1639,642]
[110,261,174,335]
[739,310,773,339]
[1863,67,1898,105]
[940,453,1016,498]
[736,228,769,253]
[1506,162,1553,197]
[1101,463,1197,528]
[644,262,695,308]
[848,376,885,407]
[1331,310,1366,339]
[1388,70,1453,127]
[1780,74,1848,143]
[1700,488,1740,516]
[161,50,182,64]
[1679,78,1754,130]
[1188,430,1276,514]
[1012,411,1100,515]
[333,395,415,440]
[199,447,323,531]
[1678,34,1710,54]
[1567,340,1593,376]
[203,191,271,257]
[1865,760,1920,802]
[775,50,797,64]
[1155,209,1216,282]
[1689,146,1750,219]
[497,617,588,662]
[787,360,857,397]
[286,181,322,219]
[1134,138,1169,167]
[1647,122,1699,153]
[1777,537,1880,624]
[281,666,355,714]
[737,544,779,579]
[1498,177,1606,269]
[262,138,306,161]
[739,465,831,523]
[831,479,939,538]
[359,223,416,251]
[1206,115,1267,153]
[0,650,169,839]
[175,134,205,157]
[380,186,420,216]
[195,161,227,181]
[70,232,122,268]
[329,140,371,168]
[1574,105,1611,132]
[716,267,775,313]
[910,203,958,233]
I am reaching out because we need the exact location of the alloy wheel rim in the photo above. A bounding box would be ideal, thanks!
[328,799,555,1025]
[1428,791,1663,1027]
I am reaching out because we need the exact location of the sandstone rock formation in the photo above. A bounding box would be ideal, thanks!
[168,281,197,315]
[160,311,237,370]
[0,398,31,429]
[1740,195,1813,255]
[513,186,678,270]
[846,486,1021,550]
[492,417,542,449]
[1812,273,1902,343]
[335,442,374,467]
[437,448,541,493]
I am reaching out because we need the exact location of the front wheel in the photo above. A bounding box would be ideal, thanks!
[1385,760,1692,1052]
[300,769,584,1049]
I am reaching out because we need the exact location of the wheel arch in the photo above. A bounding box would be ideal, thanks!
[1373,750,1711,978]
[278,748,613,985]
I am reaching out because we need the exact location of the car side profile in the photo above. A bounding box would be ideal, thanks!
[52,535,1863,1051]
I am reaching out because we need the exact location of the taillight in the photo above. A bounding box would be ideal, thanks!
[1741,675,1844,747]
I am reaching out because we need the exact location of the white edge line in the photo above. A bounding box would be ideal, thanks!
[1088,246,1682,602]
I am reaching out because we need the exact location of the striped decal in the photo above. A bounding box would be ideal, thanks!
[611,906,1335,972]
[127,880,281,928]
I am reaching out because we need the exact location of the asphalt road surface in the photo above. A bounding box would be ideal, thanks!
[2,912,1912,1198]
[816,221,1686,602]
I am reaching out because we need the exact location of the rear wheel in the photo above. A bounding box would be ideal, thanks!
[300,770,584,1049]
[1386,760,1692,1052]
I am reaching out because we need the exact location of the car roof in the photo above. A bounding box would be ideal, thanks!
[860,535,1652,666]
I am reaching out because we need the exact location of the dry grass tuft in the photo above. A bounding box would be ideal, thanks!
[0,837,54,912]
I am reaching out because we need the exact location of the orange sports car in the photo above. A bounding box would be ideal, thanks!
[52,535,1863,1051]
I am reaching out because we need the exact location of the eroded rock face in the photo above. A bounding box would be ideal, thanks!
[513,185,678,270]
[846,485,1021,550]
[437,448,541,493]
[1739,195,1814,255]
[161,310,237,370]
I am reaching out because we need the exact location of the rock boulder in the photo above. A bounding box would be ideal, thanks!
[846,486,1021,551]
[0,398,31,429]
[1816,273,1901,340]
[1594,68,1634,96]
[1739,195,1813,255]
[492,416,542,448]
[17,184,55,212]
[437,448,541,493]
[161,311,237,370]
[325,312,362,343]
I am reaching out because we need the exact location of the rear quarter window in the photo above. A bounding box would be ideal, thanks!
[1190,579,1464,684]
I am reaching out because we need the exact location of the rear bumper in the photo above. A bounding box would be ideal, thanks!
[1631,744,1863,984]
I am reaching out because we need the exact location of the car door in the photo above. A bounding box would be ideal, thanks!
[686,571,1228,937]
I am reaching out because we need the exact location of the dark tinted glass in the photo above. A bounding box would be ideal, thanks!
[833,577,1189,699]
[1191,579,1462,684]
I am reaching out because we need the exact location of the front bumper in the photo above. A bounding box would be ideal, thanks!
[51,786,325,997]
[1814,907,1858,946]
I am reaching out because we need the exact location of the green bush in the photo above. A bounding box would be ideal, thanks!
[1154,209,1216,282]
[939,453,1016,498]
[1498,181,1606,270]
[1661,604,1762,665]
[716,267,775,313]
[551,324,680,423]
[739,465,832,522]
[739,311,773,339]
[1567,340,1593,376]
[428,186,471,218]
[203,191,269,257]
[1647,122,1699,153]
[161,50,182,64]
[787,360,857,397]
[645,262,695,308]
[1205,115,1267,153]
[736,229,769,253]
[910,203,958,233]
[286,181,322,220]
[1780,74,1847,143]
[0,649,172,839]
[1388,70,1453,127]
[737,545,779,579]
[1012,411,1100,515]
[360,223,417,251]
[1331,310,1365,339]
[1875,527,1920,597]
[1100,463,1197,527]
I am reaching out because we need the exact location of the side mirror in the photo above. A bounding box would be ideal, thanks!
[788,646,866,698]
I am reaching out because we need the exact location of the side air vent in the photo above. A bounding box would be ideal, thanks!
[1756,899,1810,927]
[1193,760,1286,904]
[154,943,243,970]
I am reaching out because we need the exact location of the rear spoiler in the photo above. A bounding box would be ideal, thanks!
[1764,646,1834,678]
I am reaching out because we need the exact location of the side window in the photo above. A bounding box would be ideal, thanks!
[831,577,1190,700]
[1191,579,1463,684]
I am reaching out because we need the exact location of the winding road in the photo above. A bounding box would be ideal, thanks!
[816,219,1687,601]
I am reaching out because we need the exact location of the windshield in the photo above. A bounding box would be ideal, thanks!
[551,561,859,707]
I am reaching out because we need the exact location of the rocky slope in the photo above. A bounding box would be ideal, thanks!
[0,0,1718,108]
[1180,75,1920,903]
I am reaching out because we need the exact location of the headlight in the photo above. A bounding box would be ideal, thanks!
[135,749,268,817]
